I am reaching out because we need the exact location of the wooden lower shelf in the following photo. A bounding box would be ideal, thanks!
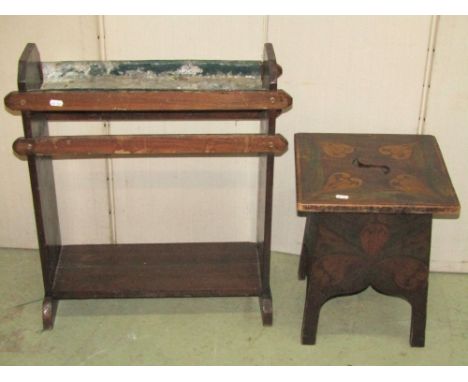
[51,242,262,299]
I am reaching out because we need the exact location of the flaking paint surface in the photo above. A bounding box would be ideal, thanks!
[40,60,263,90]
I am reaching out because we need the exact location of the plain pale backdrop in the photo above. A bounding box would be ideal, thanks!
[0,16,466,272]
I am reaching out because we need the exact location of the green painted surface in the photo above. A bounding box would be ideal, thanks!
[40,60,263,91]
[0,248,467,365]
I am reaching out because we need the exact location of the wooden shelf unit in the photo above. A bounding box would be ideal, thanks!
[5,43,292,329]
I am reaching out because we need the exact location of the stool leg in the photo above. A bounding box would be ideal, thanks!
[409,286,428,347]
[301,279,326,344]
[42,296,58,330]
[298,218,310,280]
[298,242,308,280]
[298,216,318,280]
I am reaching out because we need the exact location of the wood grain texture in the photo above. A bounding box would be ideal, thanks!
[13,134,288,157]
[5,89,292,112]
[52,242,262,298]
[34,110,270,121]
[295,133,460,216]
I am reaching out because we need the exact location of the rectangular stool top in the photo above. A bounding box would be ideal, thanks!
[295,133,460,216]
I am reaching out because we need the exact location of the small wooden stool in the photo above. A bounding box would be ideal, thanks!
[294,133,460,346]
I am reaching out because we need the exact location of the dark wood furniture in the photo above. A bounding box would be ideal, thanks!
[5,43,292,329]
[294,133,460,347]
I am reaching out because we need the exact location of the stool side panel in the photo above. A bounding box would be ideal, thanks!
[300,212,433,346]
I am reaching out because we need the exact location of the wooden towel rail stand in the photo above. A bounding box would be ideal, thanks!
[4,42,292,329]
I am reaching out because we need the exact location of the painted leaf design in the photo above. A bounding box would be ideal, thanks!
[321,142,354,158]
[322,172,363,193]
[311,255,367,288]
[379,143,414,160]
[376,257,428,291]
[389,174,434,196]
[360,223,390,257]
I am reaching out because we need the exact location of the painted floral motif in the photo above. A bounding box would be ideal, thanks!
[320,142,354,158]
[360,223,390,257]
[389,174,434,195]
[322,172,363,193]
[313,256,363,288]
[379,258,428,291]
[379,143,414,160]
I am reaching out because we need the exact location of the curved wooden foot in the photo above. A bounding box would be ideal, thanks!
[42,297,58,330]
[259,292,273,326]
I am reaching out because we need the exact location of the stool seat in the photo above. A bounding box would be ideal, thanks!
[295,133,459,215]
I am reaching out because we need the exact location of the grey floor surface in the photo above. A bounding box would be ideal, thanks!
[0,248,467,365]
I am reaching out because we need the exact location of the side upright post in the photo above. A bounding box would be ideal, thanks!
[257,43,282,325]
[17,43,62,330]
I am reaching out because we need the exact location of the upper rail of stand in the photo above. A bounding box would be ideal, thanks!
[5,90,292,112]
[6,43,291,158]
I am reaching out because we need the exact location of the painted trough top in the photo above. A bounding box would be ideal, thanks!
[40,60,264,91]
